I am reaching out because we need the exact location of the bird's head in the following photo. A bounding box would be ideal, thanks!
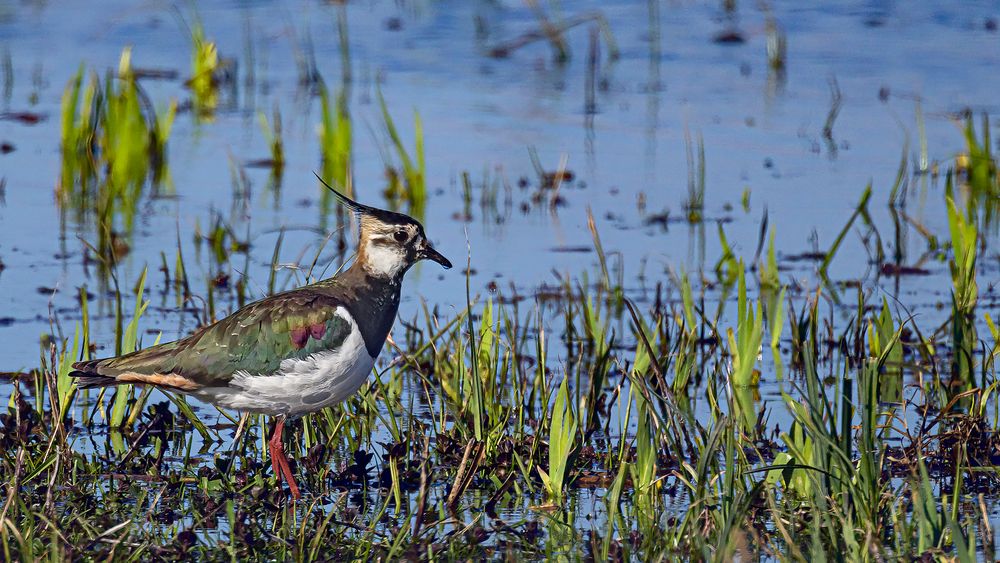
[316,174,452,279]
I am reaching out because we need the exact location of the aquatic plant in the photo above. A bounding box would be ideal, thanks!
[868,297,902,372]
[257,105,284,175]
[58,48,177,266]
[727,262,763,387]
[377,90,426,216]
[671,272,699,391]
[188,18,219,117]
[758,230,780,290]
[819,184,872,279]
[103,50,162,195]
[59,65,99,192]
[683,129,705,223]
[987,313,1000,371]
[768,420,813,498]
[538,376,578,503]
[714,223,739,286]
[758,231,786,351]
[629,385,660,517]
[960,113,997,216]
[107,267,153,428]
[946,194,978,383]
[318,84,353,211]
[6,201,1000,559]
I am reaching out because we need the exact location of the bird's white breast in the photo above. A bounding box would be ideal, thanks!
[198,307,376,417]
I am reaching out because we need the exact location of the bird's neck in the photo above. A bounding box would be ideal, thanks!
[321,258,403,358]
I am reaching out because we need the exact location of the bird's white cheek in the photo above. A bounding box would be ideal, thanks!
[364,242,407,278]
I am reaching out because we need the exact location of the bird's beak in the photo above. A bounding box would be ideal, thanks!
[419,244,452,269]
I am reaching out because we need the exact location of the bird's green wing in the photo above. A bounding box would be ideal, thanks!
[73,289,353,388]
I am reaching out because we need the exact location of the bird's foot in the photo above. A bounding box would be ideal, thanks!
[268,416,302,501]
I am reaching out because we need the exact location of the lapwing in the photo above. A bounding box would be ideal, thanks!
[71,178,451,499]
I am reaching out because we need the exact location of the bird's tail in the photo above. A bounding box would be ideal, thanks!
[69,359,123,389]
[69,347,198,392]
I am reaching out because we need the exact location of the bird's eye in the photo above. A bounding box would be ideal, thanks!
[393,230,408,243]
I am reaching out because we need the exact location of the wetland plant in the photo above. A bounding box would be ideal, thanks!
[378,90,427,216]
[819,184,874,282]
[103,49,176,193]
[757,230,780,290]
[629,386,660,517]
[758,231,786,351]
[960,113,996,207]
[59,64,99,191]
[727,262,763,387]
[683,129,706,223]
[318,84,353,209]
[257,104,285,175]
[188,18,220,117]
[946,194,978,383]
[672,272,700,391]
[714,222,739,286]
[59,49,177,264]
[868,297,903,374]
[539,376,578,504]
[107,267,154,428]
[6,218,1000,559]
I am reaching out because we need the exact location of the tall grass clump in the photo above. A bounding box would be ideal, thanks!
[470,298,510,447]
[60,48,177,192]
[103,49,172,196]
[60,64,99,193]
[59,48,176,263]
[774,348,893,559]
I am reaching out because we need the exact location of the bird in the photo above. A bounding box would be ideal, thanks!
[70,178,452,499]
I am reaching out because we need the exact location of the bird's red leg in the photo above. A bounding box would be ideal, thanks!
[268,416,301,500]
[268,418,282,481]
[276,451,300,500]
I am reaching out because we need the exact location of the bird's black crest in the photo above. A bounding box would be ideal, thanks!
[313,172,422,227]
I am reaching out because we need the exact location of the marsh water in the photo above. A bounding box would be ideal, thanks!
[1,0,1000,558]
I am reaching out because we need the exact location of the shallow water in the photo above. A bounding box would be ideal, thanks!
[1,0,999,556]
[1,0,997,356]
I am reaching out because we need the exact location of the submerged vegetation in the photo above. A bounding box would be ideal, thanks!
[3,2,1000,561]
